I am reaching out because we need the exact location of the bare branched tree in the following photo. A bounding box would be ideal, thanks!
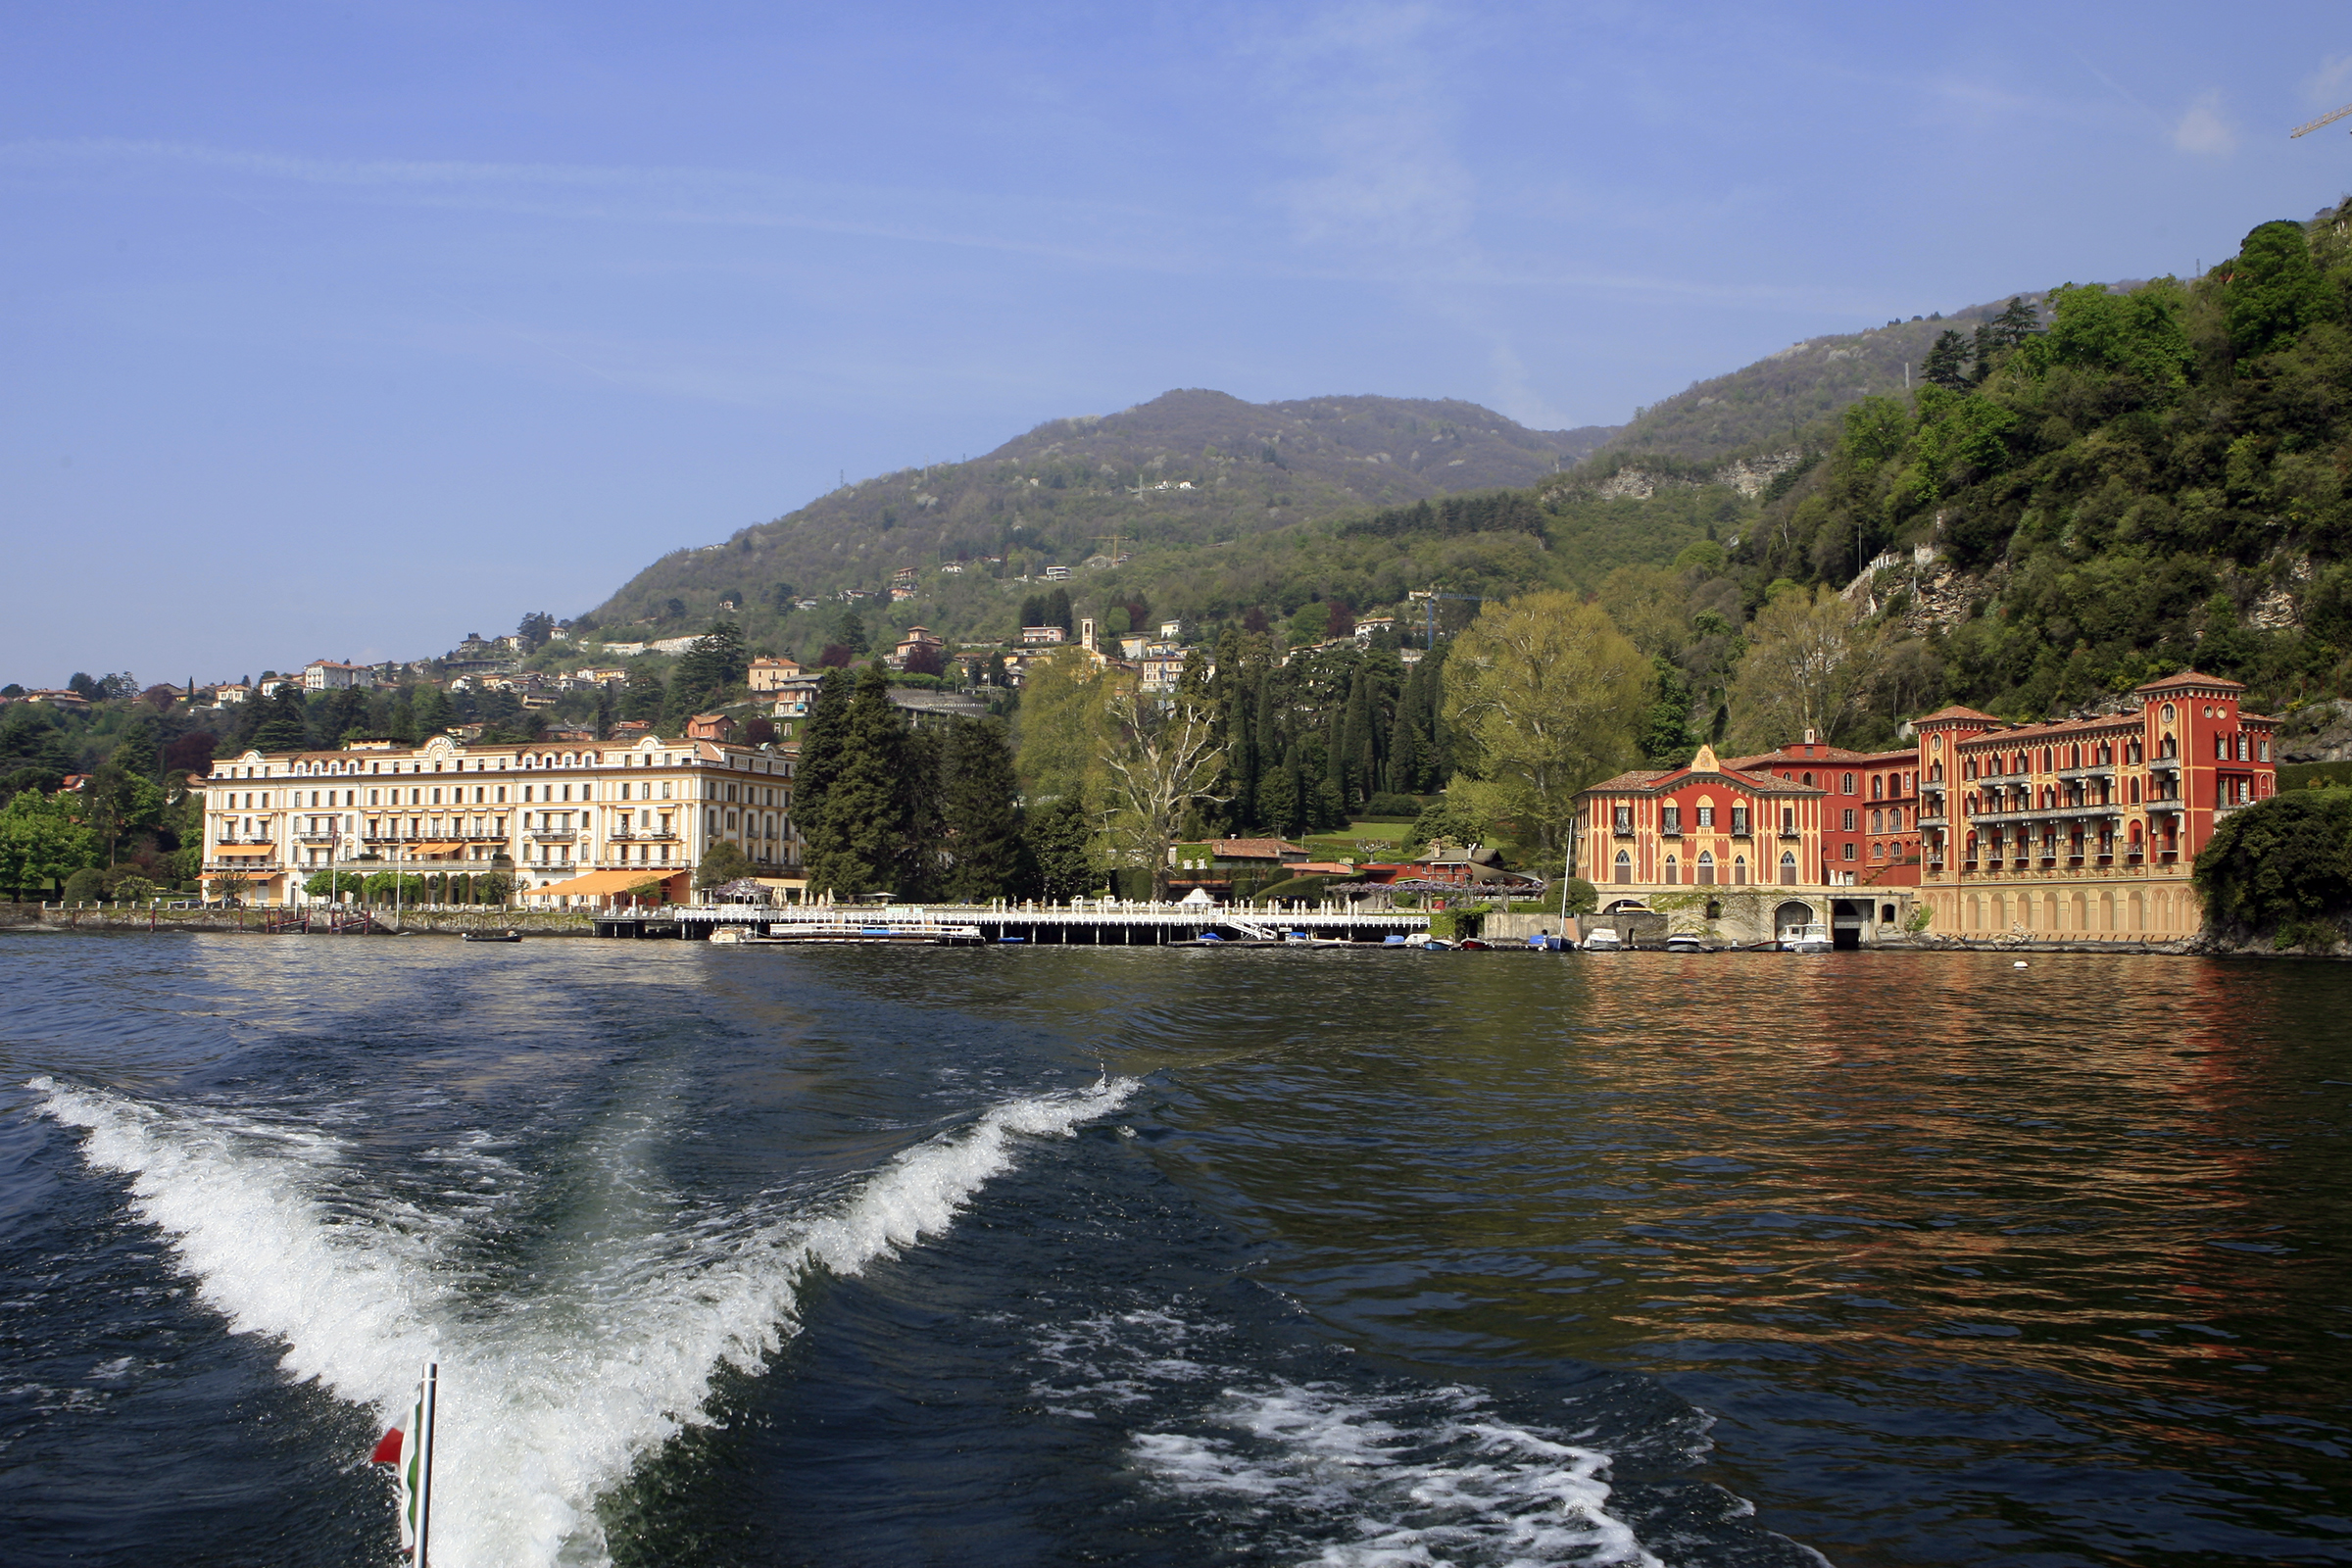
[1098,690,1227,900]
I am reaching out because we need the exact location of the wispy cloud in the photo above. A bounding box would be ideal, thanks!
[2173,90,2238,157]
[2302,54,2352,109]
[0,136,1198,273]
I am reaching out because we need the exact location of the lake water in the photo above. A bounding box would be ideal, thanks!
[2,933,2347,1567]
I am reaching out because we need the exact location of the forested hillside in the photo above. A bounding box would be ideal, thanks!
[1589,298,2017,464]
[584,390,1614,654]
[1730,201,2352,725]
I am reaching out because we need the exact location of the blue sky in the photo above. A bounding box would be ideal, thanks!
[5,1,2349,687]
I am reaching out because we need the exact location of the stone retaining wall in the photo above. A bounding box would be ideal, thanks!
[5,906,598,937]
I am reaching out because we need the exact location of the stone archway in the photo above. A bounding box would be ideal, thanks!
[1774,900,1818,939]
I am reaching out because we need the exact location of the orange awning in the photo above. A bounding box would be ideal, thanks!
[520,868,688,899]
[412,841,468,855]
[214,845,276,858]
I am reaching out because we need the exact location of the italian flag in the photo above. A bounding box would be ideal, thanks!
[369,1364,438,1562]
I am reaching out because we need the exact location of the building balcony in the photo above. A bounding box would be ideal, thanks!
[529,827,581,842]
[1918,812,1947,828]
[295,828,339,843]
[2147,755,2180,772]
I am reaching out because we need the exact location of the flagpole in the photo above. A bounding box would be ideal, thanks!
[418,1361,438,1568]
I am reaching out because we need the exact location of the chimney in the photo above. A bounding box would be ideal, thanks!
[1803,728,1818,749]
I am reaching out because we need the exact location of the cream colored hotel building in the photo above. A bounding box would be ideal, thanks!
[198,731,800,906]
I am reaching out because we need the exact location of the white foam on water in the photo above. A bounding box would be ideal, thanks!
[1133,1381,1662,1568]
[31,1072,1136,1568]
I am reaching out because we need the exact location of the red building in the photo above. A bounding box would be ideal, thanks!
[1572,743,1827,890]
[1912,671,2278,940]
[1722,734,1921,885]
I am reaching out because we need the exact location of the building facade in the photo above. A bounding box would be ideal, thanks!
[1574,743,1829,892]
[1571,744,1921,946]
[198,731,801,907]
[748,656,805,693]
[1913,671,2277,940]
[1722,737,1922,886]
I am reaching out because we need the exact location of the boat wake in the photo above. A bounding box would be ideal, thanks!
[30,1071,1136,1568]
[1031,1307,1671,1567]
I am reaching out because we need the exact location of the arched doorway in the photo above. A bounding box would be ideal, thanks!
[1779,851,1797,885]
[1696,850,1715,885]
[1614,850,1633,884]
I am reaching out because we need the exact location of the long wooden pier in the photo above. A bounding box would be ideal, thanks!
[597,902,1432,945]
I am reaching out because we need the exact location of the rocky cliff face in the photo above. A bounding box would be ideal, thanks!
[2280,698,2352,762]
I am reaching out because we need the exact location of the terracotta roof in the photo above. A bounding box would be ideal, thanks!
[1580,765,1819,798]
[1719,744,1904,769]
[1957,711,2144,745]
[1209,838,1305,859]
[1910,706,2001,725]
[2134,669,2244,693]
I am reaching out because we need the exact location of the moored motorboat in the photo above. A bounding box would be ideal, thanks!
[1778,922,1833,954]
[463,930,522,943]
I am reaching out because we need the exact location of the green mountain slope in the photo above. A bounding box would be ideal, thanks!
[586,390,1614,639]
[1593,297,2022,465]
[1735,202,2352,724]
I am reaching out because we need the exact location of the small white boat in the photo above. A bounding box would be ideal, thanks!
[1665,932,1707,954]
[1779,922,1833,954]
[1580,928,1623,952]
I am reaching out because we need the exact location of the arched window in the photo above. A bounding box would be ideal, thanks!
[1664,855,1679,884]
[1733,855,1747,885]
[2130,777,2141,804]
[1779,851,1797,885]
[1870,809,1884,833]
[1872,775,1885,800]
[1696,851,1715,885]
[1888,807,1903,830]
[1614,850,1633,884]
[1802,771,1815,787]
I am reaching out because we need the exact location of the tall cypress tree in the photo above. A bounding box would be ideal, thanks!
[794,668,852,873]
[807,663,905,896]
[1258,743,1301,837]
[898,725,947,899]
[1253,680,1280,826]
[1225,683,1256,833]
[1345,672,1374,808]
[939,717,1023,901]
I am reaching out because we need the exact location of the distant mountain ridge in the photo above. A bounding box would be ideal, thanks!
[1591,297,2030,466]
[588,389,1616,631]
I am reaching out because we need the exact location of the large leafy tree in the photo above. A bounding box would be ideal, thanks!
[249,685,310,752]
[1441,592,1649,857]
[1099,690,1225,900]
[1012,647,1115,808]
[671,620,749,716]
[1725,585,1886,753]
[2193,789,2352,948]
[0,789,100,900]
[2225,220,2336,361]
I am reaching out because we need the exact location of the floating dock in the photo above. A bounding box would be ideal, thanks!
[596,904,1432,945]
